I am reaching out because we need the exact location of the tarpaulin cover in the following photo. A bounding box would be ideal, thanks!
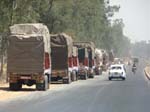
[72,46,78,57]
[10,23,50,53]
[95,48,103,65]
[51,33,73,70]
[73,42,95,59]
[51,33,73,57]
[7,23,50,74]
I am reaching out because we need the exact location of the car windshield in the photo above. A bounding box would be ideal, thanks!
[111,66,122,70]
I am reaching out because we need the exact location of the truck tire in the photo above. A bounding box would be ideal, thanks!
[44,75,49,90]
[63,72,71,84]
[83,73,88,80]
[89,74,94,78]
[36,83,42,90]
[9,82,22,91]
[76,72,78,81]
[122,77,125,81]
[95,71,99,75]
[71,71,76,81]
[36,75,49,91]
[109,77,112,80]
[99,70,102,75]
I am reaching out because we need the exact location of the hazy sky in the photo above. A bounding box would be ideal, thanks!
[110,0,150,42]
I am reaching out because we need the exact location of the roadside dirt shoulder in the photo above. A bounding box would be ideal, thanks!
[0,83,64,101]
[144,66,150,80]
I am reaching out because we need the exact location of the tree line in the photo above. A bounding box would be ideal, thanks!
[0,0,130,61]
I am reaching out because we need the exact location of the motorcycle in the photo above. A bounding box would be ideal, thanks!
[132,66,137,74]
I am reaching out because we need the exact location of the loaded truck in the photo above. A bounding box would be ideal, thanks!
[101,50,109,71]
[108,50,115,65]
[74,42,95,79]
[94,48,103,75]
[72,46,79,81]
[51,33,75,84]
[7,23,51,91]
[86,42,95,78]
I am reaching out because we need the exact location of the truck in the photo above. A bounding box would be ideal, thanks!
[108,50,115,65]
[94,48,103,75]
[101,50,109,71]
[72,46,79,81]
[7,23,51,91]
[73,42,95,79]
[50,33,75,84]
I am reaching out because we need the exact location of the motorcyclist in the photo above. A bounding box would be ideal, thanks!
[132,63,137,73]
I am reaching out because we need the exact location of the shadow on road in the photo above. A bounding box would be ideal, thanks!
[0,87,9,91]
[0,86,36,92]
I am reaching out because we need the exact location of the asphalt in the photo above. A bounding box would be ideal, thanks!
[0,64,150,112]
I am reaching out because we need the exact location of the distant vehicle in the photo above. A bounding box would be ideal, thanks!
[94,49,103,75]
[101,50,109,71]
[132,63,137,74]
[132,57,139,63]
[132,66,137,74]
[73,42,89,80]
[108,64,126,80]
[74,42,95,79]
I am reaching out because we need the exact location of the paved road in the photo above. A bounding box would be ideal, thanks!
[0,65,150,112]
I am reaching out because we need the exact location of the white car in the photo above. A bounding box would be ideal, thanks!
[108,64,126,80]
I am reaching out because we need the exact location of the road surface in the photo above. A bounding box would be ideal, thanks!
[0,65,150,112]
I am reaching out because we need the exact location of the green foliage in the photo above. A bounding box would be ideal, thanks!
[0,0,130,56]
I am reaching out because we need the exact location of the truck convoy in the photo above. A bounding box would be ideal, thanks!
[7,23,115,91]
[73,42,95,79]
[7,23,51,91]
[50,33,75,84]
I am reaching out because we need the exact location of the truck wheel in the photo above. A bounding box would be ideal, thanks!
[99,70,102,75]
[36,76,49,91]
[122,77,125,81]
[44,75,49,90]
[90,74,94,78]
[109,77,112,80]
[76,72,78,81]
[9,83,21,91]
[83,73,88,80]
[96,71,99,75]
[36,83,42,91]
[71,71,76,81]
[63,72,71,84]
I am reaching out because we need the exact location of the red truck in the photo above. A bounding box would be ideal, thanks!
[73,42,95,79]
[7,23,51,91]
[94,49,103,75]
[72,46,79,81]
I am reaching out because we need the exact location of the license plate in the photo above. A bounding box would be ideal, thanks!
[20,76,31,79]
